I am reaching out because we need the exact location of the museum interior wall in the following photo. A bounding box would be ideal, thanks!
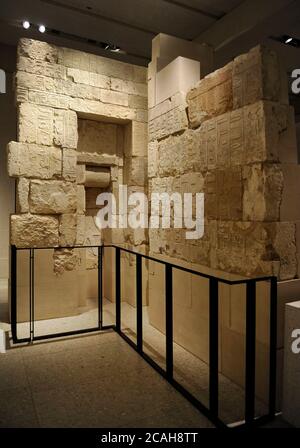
[0,43,16,285]
[6,36,300,406]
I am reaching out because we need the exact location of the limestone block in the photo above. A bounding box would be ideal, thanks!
[69,97,135,122]
[124,156,147,187]
[148,140,158,179]
[216,221,297,280]
[76,164,86,184]
[281,165,300,221]
[128,94,147,110]
[11,214,59,248]
[77,119,118,155]
[100,89,128,106]
[186,62,233,128]
[62,148,77,181]
[16,178,30,213]
[59,214,77,246]
[29,180,77,214]
[243,164,283,221]
[155,57,200,105]
[18,103,54,146]
[149,91,187,122]
[77,185,86,214]
[111,78,147,97]
[17,56,67,79]
[53,109,78,149]
[7,141,62,179]
[283,301,300,427]
[149,105,188,141]
[205,167,243,221]
[76,214,85,245]
[124,121,147,157]
[59,46,146,82]
[76,152,117,167]
[27,90,69,109]
[233,45,288,109]
[53,248,79,275]
[18,38,58,63]
[66,67,110,89]
[273,222,297,281]
[84,170,110,188]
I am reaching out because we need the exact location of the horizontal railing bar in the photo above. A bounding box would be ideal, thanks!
[11,245,276,286]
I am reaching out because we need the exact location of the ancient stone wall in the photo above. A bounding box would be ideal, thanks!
[148,45,300,281]
[8,38,148,275]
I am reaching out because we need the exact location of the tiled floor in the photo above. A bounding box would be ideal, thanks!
[0,331,214,428]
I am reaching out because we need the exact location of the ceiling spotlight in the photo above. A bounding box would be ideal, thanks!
[39,24,46,33]
[285,37,293,44]
[110,46,121,52]
[22,20,30,29]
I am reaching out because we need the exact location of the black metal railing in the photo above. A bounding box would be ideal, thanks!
[10,244,278,428]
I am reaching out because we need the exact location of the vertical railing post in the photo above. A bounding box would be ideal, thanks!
[269,277,277,417]
[165,264,173,380]
[209,278,219,417]
[10,245,17,343]
[29,249,35,342]
[245,280,256,424]
[115,247,121,332]
[136,254,143,353]
[98,246,103,330]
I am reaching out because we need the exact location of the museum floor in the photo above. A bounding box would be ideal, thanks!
[0,282,291,428]
[0,331,214,428]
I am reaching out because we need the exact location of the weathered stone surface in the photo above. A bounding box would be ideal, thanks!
[18,38,58,63]
[18,103,54,146]
[111,78,147,97]
[16,178,30,213]
[187,62,233,128]
[8,141,62,179]
[77,185,86,214]
[59,214,77,246]
[69,97,135,121]
[53,109,78,149]
[11,214,59,248]
[216,221,297,280]
[124,121,148,157]
[128,94,147,110]
[59,46,147,82]
[205,167,243,221]
[53,248,79,275]
[18,103,78,149]
[76,164,86,184]
[77,119,118,155]
[232,45,288,109]
[66,67,110,89]
[148,140,158,178]
[62,148,77,181]
[149,105,188,141]
[76,152,117,166]
[243,164,283,221]
[124,156,147,187]
[17,55,66,79]
[29,180,77,214]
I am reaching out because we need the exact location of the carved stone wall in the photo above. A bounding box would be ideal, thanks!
[8,38,148,275]
[148,45,300,281]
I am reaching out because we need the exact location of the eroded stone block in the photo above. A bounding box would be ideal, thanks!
[233,45,288,109]
[187,62,233,128]
[59,214,77,246]
[11,214,59,248]
[8,141,62,179]
[29,180,77,214]
[18,38,58,63]
[16,178,30,213]
[53,248,79,275]
[62,148,77,181]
